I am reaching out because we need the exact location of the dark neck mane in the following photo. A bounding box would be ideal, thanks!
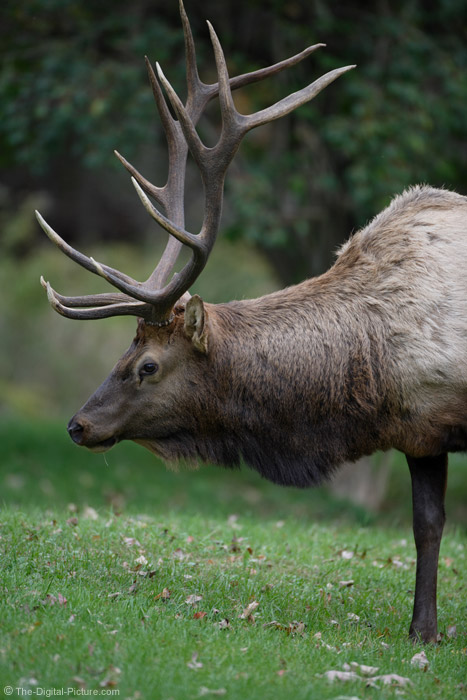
[186,282,397,487]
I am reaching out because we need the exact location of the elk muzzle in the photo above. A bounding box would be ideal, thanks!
[67,415,118,452]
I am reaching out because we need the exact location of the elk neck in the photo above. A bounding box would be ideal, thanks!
[194,265,398,487]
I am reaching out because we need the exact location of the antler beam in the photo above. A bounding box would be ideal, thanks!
[37,0,355,324]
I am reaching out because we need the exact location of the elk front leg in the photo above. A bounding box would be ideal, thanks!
[406,452,448,643]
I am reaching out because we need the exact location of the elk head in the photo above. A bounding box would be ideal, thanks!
[37,0,354,455]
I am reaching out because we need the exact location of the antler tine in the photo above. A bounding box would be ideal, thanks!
[40,276,134,308]
[242,64,356,132]
[114,148,163,203]
[179,0,207,112]
[36,211,141,288]
[43,278,152,320]
[131,177,202,251]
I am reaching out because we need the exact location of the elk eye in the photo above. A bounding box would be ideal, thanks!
[142,362,158,375]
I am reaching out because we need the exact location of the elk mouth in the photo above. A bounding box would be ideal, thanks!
[87,436,119,453]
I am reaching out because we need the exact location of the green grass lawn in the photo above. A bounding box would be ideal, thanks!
[1,418,466,699]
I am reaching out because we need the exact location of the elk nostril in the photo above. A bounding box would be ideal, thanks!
[67,419,84,444]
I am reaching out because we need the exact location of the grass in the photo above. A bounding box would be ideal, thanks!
[0,417,466,699]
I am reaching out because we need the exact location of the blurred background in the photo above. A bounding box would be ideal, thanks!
[1,0,466,520]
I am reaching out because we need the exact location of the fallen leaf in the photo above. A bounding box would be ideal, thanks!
[344,662,379,676]
[288,621,306,636]
[341,550,354,560]
[123,537,141,547]
[411,651,429,669]
[369,674,412,687]
[198,687,226,696]
[218,619,230,630]
[240,601,259,619]
[82,506,99,520]
[339,580,355,588]
[346,613,360,622]
[227,514,240,529]
[186,594,203,605]
[447,625,457,639]
[194,611,207,620]
[173,548,186,560]
[187,652,203,670]
[135,555,148,566]
[43,593,67,607]
[323,670,361,682]
[263,620,282,630]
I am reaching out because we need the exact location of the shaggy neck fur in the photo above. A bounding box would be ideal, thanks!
[172,277,397,487]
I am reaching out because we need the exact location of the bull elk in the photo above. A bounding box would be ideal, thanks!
[36,0,467,644]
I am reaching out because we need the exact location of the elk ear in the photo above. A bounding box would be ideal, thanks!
[184,295,208,354]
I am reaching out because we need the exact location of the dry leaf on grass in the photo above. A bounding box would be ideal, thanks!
[410,651,429,669]
[186,594,203,605]
[323,665,412,690]
[323,670,362,683]
[43,593,67,607]
[187,653,203,670]
[198,687,226,696]
[240,601,259,620]
[173,548,187,560]
[154,588,171,600]
[82,506,99,520]
[369,674,412,687]
[341,550,354,559]
[343,662,379,676]
[123,536,141,547]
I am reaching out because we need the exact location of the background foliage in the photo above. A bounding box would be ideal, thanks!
[0,0,466,485]
[1,0,467,280]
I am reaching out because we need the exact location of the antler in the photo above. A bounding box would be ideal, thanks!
[37,0,355,324]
